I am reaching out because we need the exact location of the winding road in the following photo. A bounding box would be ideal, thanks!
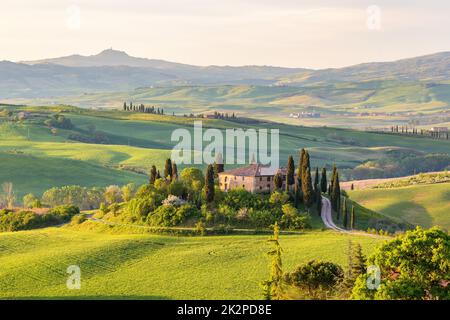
[320,196,348,233]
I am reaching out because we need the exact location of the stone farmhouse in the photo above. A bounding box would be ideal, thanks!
[218,163,287,193]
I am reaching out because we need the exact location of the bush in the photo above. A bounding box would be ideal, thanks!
[71,214,86,225]
[284,260,344,299]
[147,204,200,227]
[0,205,79,232]
[352,227,450,300]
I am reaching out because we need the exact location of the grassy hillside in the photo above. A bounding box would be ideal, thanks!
[0,227,386,299]
[349,183,450,229]
[8,81,450,129]
[0,152,147,200]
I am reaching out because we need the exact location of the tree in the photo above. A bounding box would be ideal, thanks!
[156,170,161,180]
[352,243,366,278]
[342,197,348,229]
[171,162,178,181]
[284,260,344,299]
[302,167,314,207]
[352,227,449,300]
[149,165,157,185]
[23,193,40,209]
[316,188,322,216]
[274,172,283,190]
[104,185,123,204]
[164,158,173,180]
[205,164,215,203]
[286,155,295,188]
[121,183,136,202]
[1,182,15,209]
[261,222,283,300]
[313,167,319,192]
[351,206,356,229]
[331,170,341,215]
[320,168,327,193]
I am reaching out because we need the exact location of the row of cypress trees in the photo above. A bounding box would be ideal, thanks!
[149,158,178,184]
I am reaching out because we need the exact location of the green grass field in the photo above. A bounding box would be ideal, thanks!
[0,226,386,299]
[349,183,450,229]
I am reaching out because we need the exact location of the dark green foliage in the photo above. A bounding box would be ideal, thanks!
[286,155,295,187]
[44,114,74,129]
[314,167,319,192]
[205,164,215,203]
[171,162,178,181]
[164,158,173,180]
[302,167,314,207]
[0,205,79,232]
[147,204,201,227]
[284,260,344,299]
[320,168,327,193]
[351,206,356,229]
[352,227,449,300]
[316,188,322,216]
[342,197,348,229]
[274,173,283,190]
[149,165,157,184]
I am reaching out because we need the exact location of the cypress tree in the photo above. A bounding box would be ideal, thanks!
[313,167,319,192]
[302,167,314,207]
[352,243,367,276]
[171,162,178,181]
[205,164,215,203]
[286,155,295,190]
[156,170,161,179]
[342,197,348,229]
[351,206,356,229]
[274,173,283,190]
[164,158,173,180]
[320,168,327,193]
[316,186,322,216]
[149,165,157,184]
[215,153,224,174]
[295,149,305,204]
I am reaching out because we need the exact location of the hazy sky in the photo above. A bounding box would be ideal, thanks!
[1,0,449,68]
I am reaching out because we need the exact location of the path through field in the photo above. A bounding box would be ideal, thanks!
[321,197,347,232]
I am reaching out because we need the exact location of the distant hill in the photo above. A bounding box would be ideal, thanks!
[1,49,449,98]
[279,52,450,85]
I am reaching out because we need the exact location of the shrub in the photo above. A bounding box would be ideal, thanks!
[352,227,450,300]
[284,260,344,299]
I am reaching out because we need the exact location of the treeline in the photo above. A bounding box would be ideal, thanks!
[0,205,79,232]
[349,152,450,180]
[123,102,164,115]
[387,125,449,140]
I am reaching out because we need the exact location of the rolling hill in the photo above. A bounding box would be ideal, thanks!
[349,182,450,230]
[0,227,385,299]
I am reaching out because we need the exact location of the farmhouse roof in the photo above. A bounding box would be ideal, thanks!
[219,164,285,177]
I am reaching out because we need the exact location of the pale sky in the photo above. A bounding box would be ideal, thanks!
[1,0,449,69]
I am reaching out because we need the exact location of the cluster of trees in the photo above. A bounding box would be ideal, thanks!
[349,152,450,180]
[263,225,448,300]
[389,125,449,140]
[262,224,367,300]
[123,102,164,115]
[44,114,74,129]
[0,205,79,232]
